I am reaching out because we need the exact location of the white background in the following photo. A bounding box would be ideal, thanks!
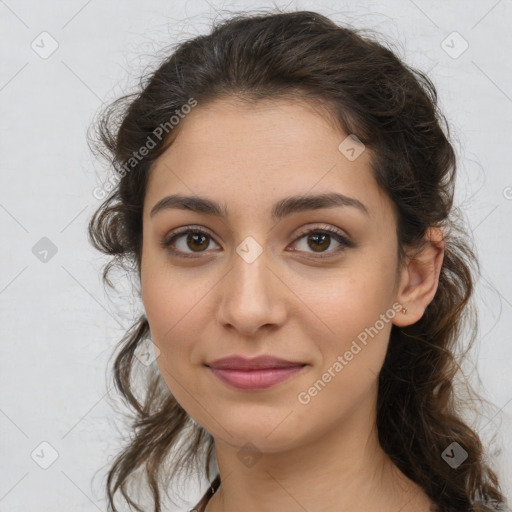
[1,1,511,511]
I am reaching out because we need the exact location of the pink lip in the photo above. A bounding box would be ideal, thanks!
[208,366,306,390]
[206,355,306,370]
[205,355,308,390]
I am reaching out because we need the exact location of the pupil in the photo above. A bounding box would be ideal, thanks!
[309,233,329,252]
[188,233,208,251]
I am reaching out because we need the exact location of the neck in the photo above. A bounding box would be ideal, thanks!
[204,387,432,512]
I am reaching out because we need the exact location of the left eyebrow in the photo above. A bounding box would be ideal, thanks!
[149,192,370,221]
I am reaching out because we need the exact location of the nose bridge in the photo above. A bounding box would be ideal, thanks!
[216,245,286,334]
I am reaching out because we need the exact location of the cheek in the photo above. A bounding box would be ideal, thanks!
[294,255,396,393]
[296,257,396,343]
[140,262,215,398]
[313,292,393,389]
[294,295,394,435]
[141,247,200,335]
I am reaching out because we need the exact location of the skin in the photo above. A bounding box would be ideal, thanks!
[140,97,444,512]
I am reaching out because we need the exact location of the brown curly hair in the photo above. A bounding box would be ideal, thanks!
[87,8,508,512]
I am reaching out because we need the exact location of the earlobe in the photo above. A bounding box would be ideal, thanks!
[392,227,445,327]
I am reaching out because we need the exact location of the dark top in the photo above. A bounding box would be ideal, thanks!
[191,474,221,512]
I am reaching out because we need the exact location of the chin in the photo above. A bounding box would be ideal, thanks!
[211,419,306,454]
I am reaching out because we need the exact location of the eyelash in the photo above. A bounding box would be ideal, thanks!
[160,224,355,260]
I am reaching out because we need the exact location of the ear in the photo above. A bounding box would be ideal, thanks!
[392,227,445,327]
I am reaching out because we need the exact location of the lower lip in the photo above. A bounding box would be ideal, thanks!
[207,365,306,390]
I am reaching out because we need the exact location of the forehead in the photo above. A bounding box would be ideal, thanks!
[144,97,395,224]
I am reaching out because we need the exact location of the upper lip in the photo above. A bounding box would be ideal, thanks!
[205,355,306,370]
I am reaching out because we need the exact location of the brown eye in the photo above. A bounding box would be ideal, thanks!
[161,227,220,258]
[289,225,355,259]
[306,232,331,252]
[184,232,210,252]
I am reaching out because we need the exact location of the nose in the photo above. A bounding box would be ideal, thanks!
[215,252,288,337]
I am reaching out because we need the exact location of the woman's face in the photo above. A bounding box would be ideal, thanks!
[140,97,403,452]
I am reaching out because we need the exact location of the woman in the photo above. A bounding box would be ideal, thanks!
[87,9,508,512]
